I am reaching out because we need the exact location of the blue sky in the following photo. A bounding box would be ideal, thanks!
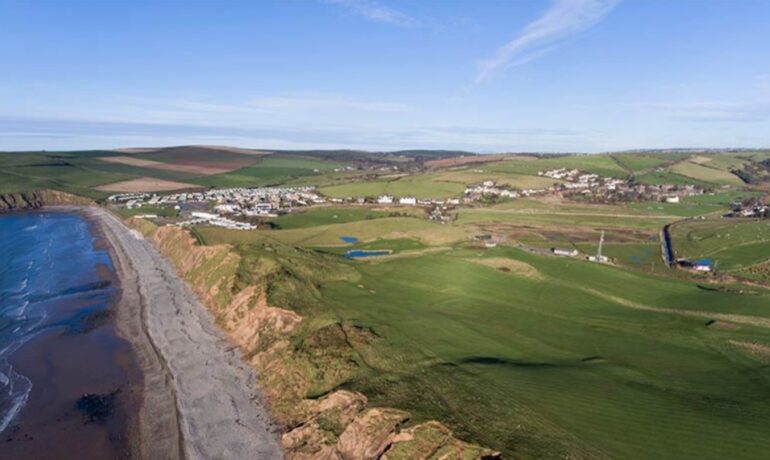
[1,0,770,152]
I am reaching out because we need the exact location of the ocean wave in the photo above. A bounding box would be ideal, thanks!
[0,364,32,434]
[23,225,38,232]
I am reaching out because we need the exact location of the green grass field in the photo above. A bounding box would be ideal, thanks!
[319,174,466,199]
[457,206,675,229]
[669,161,744,186]
[301,246,770,459]
[196,216,471,247]
[434,169,561,189]
[611,153,670,172]
[192,155,348,188]
[269,207,408,229]
[670,218,770,270]
[485,155,629,178]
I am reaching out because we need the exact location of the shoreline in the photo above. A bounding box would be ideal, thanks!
[0,207,142,459]
[84,206,283,459]
[82,205,183,459]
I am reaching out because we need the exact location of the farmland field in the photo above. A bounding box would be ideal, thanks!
[485,154,628,177]
[611,153,670,172]
[670,218,770,270]
[669,161,744,185]
[269,207,411,229]
[319,174,466,199]
[434,169,561,189]
[192,155,347,188]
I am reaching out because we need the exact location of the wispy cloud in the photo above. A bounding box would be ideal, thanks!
[0,116,596,152]
[475,0,620,84]
[323,0,421,27]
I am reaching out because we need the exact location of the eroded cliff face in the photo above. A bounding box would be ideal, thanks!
[0,191,44,212]
[141,222,500,460]
[0,190,94,212]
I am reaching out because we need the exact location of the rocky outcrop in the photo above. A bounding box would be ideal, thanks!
[0,190,94,212]
[0,191,44,212]
[138,223,501,460]
[336,408,410,460]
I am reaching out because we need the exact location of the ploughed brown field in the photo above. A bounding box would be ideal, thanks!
[94,177,201,192]
[100,155,238,175]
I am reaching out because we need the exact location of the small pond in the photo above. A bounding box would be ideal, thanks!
[340,236,359,244]
[345,250,391,259]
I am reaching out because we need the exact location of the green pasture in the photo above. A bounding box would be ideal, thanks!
[633,170,713,186]
[192,155,347,188]
[611,153,670,172]
[195,216,471,247]
[434,169,561,189]
[669,161,744,186]
[456,207,674,229]
[485,155,628,178]
[269,207,406,229]
[670,218,770,270]
[319,174,466,199]
[310,247,770,459]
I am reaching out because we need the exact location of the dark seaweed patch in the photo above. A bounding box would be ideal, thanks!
[75,389,120,424]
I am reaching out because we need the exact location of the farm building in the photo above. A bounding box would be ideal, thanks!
[377,195,394,204]
[552,248,579,257]
[692,259,714,272]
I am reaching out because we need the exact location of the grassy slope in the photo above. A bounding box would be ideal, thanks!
[485,155,628,178]
[315,247,770,459]
[433,169,561,189]
[191,155,348,188]
[319,174,466,199]
[0,151,209,198]
[611,153,670,171]
[669,161,744,186]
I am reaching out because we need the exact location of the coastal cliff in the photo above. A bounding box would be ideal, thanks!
[0,191,45,212]
[132,219,499,460]
[0,190,93,212]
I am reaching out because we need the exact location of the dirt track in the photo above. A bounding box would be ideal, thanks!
[91,207,283,459]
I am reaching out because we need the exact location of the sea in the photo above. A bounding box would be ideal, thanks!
[0,210,138,457]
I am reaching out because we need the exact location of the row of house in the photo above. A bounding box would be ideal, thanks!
[177,211,257,230]
[111,186,326,219]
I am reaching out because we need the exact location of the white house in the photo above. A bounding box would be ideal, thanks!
[665,196,680,204]
[399,196,417,205]
[377,195,394,204]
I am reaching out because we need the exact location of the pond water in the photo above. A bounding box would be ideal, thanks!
[340,236,358,244]
[345,250,390,259]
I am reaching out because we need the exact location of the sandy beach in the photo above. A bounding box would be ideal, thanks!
[89,207,283,459]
